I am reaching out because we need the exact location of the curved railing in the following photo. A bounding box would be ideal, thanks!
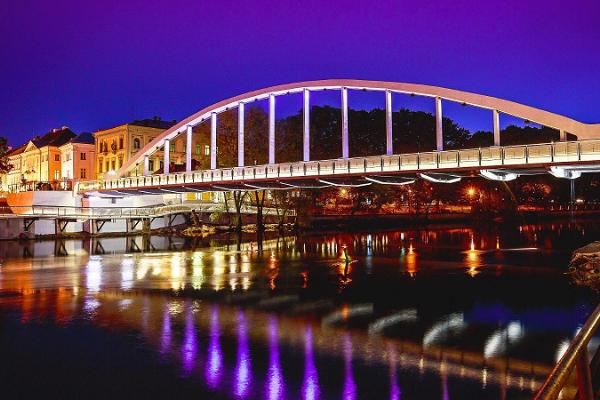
[80,139,600,194]
[535,303,600,399]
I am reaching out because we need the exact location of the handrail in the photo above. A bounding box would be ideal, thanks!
[535,302,600,399]
[0,202,290,219]
[76,138,600,194]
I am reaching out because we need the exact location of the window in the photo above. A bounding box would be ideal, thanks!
[204,145,210,156]
[80,169,86,179]
[54,154,60,161]
[119,137,124,149]
[54,170,59,180]
[159,161,164,170]
[98,158,103,173]
[105,161,109,172]
[118,156,123,168]
[148,160,154,172]
[133,138,141,150]
[111,160,116,170]
[80,152,86,160]
[170,143,175,153]
[195,144,201,155]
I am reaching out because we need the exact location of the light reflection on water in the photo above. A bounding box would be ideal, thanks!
[0,220,598,398]
[0,290,566,399]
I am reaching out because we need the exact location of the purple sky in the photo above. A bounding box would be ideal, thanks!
[0,0,598,146]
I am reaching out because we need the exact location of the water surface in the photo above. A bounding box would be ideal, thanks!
[0,219,597,399]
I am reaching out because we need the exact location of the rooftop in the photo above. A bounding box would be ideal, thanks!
[9,126,76,155]
[96,117,177,133]
[69,131,95,145]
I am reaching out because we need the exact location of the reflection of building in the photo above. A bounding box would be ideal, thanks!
[5,126,76,186]
[59,132,96,180]
[94,118,177,180]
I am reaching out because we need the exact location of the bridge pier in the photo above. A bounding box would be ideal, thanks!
[126,218,146,233]
[55,219,75,235]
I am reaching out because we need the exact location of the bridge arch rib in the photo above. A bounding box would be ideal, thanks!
[118,79,600,177]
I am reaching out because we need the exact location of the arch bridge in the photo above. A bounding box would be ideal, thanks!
[79,79,600,195]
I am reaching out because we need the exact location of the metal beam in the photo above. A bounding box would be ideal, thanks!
[560,129,566,141]
[185,125,193,172]
[210,112,217,169]
[269,94,275,164]
[303,89,310,161]
[163,138,170,175]
[493,109,500,146]
[238,102,244,167]
[435,97,443,151]
[341,87,349,158]
[143,155,150,176]
[385,90,393,155]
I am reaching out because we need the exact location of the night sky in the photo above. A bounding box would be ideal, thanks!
[0,0,598,146]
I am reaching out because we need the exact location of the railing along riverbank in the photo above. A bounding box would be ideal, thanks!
[0,203,290,219]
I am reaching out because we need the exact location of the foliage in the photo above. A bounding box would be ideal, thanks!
[0,137,13,174]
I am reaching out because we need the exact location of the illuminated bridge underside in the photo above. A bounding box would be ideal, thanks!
[82,140,600,195]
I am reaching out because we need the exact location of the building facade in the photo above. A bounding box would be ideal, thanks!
[94,118,177,180]
[4,127,76,188]
[59,132,96,180]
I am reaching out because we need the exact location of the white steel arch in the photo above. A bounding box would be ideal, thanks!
[118,79,600,177]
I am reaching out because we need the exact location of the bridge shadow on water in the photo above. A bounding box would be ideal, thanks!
[0,218,598,399]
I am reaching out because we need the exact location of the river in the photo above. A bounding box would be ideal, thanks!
[0,218,597,399]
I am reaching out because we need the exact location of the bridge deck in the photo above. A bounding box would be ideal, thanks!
[80,140,600,194]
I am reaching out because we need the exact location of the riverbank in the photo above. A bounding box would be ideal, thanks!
[302,210,597,231]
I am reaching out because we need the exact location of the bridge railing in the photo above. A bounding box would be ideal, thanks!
[0,202,290,219]
[79,139,600,193]
[534,303,600,400]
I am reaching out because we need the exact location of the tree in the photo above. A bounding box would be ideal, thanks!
[0,137,13,174]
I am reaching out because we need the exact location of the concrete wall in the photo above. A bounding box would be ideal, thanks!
[7,191,81,211]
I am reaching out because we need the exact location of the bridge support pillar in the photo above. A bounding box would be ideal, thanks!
[341,87,349,158]
[186,125,193,172]
[385,90,393,155]
[238,102,245,167]
[143,155,150,176]
[493,109,500,146]
[163,138,170,174]
[303,89,310,161]
[269,94,275,164]
[210,112,217,169]
[435,97,443,151]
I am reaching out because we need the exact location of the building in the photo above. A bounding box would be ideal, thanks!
[59,132,96,181]
[94,117,177,180]
[5,126,76,188]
